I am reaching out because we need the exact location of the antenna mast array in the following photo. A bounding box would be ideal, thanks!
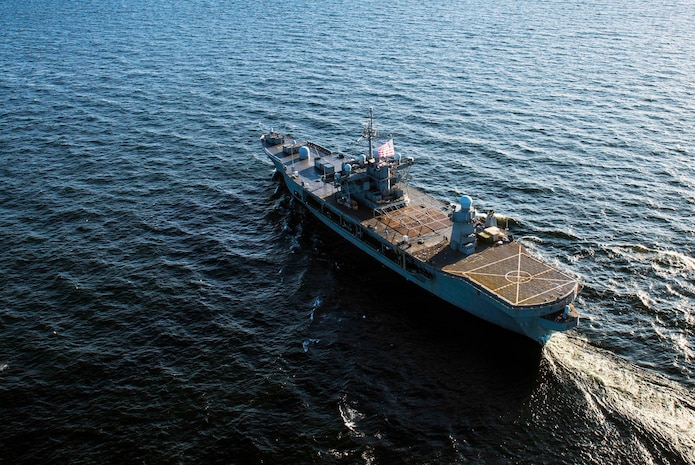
[362,107,378,159]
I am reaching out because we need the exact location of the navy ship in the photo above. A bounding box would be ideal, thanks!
[262,109,580,344]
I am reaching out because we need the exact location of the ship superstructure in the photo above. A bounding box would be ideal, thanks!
[261,109,579,344]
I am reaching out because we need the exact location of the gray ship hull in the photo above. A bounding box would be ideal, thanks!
[261,114,579,345]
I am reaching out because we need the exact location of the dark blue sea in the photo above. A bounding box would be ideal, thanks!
[1,0,694,463]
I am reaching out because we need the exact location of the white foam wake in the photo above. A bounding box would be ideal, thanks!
[545,335,695,464]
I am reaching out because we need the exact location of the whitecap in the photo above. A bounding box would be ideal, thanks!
[338,395,365,438]
[302,338,320,353]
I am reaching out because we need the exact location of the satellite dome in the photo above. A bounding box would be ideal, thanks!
[459,195,473,210]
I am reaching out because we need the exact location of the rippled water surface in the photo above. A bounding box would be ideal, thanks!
[1,0,694,463]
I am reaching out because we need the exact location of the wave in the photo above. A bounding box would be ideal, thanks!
[603,242,695,273]
[338,394,366,439]
[544,335,695,465]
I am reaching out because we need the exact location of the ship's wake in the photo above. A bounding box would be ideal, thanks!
[543,335,695,465]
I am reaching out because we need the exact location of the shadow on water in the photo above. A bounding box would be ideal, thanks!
[265,193,695,464]
[284,187,545,364]
[257,192,557,463]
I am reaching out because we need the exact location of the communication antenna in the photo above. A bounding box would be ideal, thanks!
[361,107,377,159]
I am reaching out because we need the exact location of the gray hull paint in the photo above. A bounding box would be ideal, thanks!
[271,157,560,344]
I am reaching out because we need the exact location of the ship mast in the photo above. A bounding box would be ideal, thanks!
[363,107,377,160]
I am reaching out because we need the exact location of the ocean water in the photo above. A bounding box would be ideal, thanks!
[1,0,694,463]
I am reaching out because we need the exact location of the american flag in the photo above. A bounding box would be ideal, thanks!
[377,139,395,158]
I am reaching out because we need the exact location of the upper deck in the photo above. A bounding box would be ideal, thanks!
[265,136,578,308]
